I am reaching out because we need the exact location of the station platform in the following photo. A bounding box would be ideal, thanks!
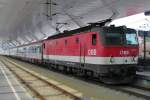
[0,61,33,100]
[138,58,150,66]
[136,71,150,81]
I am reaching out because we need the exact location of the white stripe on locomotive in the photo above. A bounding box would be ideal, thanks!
[43,55,138,65]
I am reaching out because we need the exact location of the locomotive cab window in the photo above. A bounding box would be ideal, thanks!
[92,34,97,45]
[105,33,123,45]
[101,27,138,46]
[125,33,138,45]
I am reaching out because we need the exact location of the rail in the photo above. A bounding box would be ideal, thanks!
[1,58,82,100]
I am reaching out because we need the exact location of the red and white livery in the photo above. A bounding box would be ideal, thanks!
[7,24,139,84]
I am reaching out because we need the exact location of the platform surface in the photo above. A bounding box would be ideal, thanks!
[136,71,150,76]
[0,61,33,100]
[136,71,150,81]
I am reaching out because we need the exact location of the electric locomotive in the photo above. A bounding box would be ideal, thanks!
[42,24,139,84]
[6,20,139,84]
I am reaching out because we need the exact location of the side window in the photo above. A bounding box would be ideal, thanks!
[76,38,79,44]
[43,43,45,49]
[33,47,35,53]
[33,47,36,53]
[92,34,97,45]
[37,46,41,53]
[65,40,68,45]
[39,46,42,53]
[35,47,37,53]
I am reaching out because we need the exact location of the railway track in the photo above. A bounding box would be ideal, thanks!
[85,75,150,100]
[2,56,150,100]
[1,58,82,100]
[114,86,150,100]
[136,74,150,81]
[63,69,150,100]
[82,78,150,100]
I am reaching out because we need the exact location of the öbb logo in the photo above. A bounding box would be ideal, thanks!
[88,49,96,56]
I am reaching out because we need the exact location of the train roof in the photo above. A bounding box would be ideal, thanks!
[10,40,43,49]
[46,20,135,40]
[46,19,112,40]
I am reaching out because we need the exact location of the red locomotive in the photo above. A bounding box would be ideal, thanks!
[7,23,139,84]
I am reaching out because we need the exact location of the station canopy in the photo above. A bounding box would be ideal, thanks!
[0,0,150,49]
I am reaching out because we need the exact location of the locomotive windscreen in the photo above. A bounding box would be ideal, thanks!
[100,27,138,46]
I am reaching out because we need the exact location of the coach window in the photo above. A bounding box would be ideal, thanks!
[65,40,68,45]
[33,47,36,53]
[39,47,42,53]
[34,47,36,53]
[92,34,97,45]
